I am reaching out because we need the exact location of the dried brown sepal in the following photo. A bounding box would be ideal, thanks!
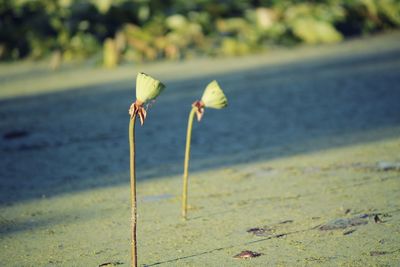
[129,100,147,125]
[192,100,205,121]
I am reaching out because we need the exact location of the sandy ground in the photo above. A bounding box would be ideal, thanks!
[0,31,400,266]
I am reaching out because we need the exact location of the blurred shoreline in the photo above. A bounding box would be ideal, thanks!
[0,30,399,100]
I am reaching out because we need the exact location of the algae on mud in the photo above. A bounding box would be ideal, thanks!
[1,137,399,266]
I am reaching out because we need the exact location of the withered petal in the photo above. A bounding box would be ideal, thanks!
[129,100,147,125]
[192,100,205,122]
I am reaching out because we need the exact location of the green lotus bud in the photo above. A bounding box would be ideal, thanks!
[136,72,165,103]
[201,80,228,109]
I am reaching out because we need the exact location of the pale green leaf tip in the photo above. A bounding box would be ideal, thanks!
[201,80,228,109]
[136,72,165,103]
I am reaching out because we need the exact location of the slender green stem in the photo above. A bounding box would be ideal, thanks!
[129,114,137,267]
[182,107,196,219]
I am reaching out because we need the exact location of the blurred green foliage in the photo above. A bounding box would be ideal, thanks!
[0,0,399,65]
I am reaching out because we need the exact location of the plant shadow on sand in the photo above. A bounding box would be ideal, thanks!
[0,36,400,244]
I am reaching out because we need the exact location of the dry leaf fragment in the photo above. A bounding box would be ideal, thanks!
[233,250,262,259]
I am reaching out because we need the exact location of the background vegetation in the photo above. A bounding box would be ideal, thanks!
[1,0,399,66]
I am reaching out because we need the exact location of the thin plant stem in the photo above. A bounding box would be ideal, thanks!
[129,114,138,267]
[182,107,196,219]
